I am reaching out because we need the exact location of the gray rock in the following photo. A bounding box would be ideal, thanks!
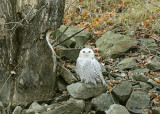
[139,39,159,54]
[56,48,81,61]
[91,92,115,111]
[85,102,92,112]
[67,65,76,73]
[118,57,137,71]
[105,104,130,114]
[56,25,91,47]
[132,85,141,89]
[147,60,160,71]
[149,86,160,95]
[53,93,70,103]
[42,98,85,114]
[96,31,137,57]
[25,109,35,114]
[0,101,3,110]
[0,102,5,114]
[132,74,150,82]
[12,106,22,114]
[67,82,107,99]
[112,81,132,103]
[100,64,107,73]
[126,91,150,114]
[152,107,160,114]
[140,82,152,90]
[147,79,158,87]
[57,79,67,92]
[26,101,47,113]
[58,63,78,84]
[132,68,149,73]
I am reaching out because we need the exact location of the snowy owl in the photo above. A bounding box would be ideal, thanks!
[76,48,106,85]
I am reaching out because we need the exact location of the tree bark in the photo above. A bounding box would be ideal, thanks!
[0,0,65,105]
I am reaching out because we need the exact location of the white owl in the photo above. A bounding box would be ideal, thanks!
[76,48,106,85]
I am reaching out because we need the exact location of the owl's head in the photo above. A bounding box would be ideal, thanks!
[79,48,95,58]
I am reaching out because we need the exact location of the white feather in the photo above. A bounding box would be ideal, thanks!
[76,48,106,85]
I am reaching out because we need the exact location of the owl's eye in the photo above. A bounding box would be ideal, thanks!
[88,51,91,53]
[83,51,85,53]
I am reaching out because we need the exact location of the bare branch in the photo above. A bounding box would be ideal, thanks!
[56,22,72,40]
[54,24,90,47]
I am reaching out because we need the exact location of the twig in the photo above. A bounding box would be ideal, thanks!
[5,2,36,31]
[56,22,72,41]
[55,24,91,47]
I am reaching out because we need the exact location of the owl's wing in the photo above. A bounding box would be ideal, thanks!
[76,57,85,82]
[91,58,106,85]
[77,57,96,84]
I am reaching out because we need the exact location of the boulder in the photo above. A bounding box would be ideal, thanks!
[91,92,115,112]
[42,98,85,114]
[105,104,130,114]
[118,57,137,71]
[126,91,150,114]
[96,31,137,57]
[112,81,132,103]
[67,82,107,99]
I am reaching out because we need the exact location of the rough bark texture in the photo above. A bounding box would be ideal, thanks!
[0,0,65,105]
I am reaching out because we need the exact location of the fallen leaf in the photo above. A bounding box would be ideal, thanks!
[154,78,160,83]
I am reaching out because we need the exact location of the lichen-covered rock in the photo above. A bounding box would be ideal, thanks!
[67,82,107,99]
[105,104,130,114]
[118,57,137,71]
[126,91,150,114]
[96,31,137,57]
[91,92,115,112]
[112,81,132,103]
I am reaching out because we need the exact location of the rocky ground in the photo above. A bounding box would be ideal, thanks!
[1,25,160,114]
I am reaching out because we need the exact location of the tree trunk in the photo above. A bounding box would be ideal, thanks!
[0,0,65,106]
